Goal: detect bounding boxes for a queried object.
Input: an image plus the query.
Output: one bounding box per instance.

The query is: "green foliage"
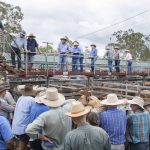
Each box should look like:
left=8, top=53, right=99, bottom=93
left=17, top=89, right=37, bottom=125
left=0, top=1, right=23, bottom=33
left=112, top=29, right=150, bottom=60
left=39, top=45, right=53, bottom=53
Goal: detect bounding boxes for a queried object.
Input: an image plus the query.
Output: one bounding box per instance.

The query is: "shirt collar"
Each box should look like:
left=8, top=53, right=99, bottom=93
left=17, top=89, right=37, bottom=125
left=77, top=122, right=90, bottom=129
left=107, top=107, right=118, bottom=111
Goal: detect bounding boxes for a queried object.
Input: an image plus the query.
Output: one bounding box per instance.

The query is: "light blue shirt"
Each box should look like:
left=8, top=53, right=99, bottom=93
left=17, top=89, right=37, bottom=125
left=104, top=50, right=114, bottom=60
left=0, top=116, right=14, bottom=150
left=70, top=47, right=82, bottom=54
left=57, top=43, right=69, bottom=53
left=90, top=48, right=97, bottom=57
left=11, top=34, right=27, bottom=49
left=12, top=96, right=35, bottom=135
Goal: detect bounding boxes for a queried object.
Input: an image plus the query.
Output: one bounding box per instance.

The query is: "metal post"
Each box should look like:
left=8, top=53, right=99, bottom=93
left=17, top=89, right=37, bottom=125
left=25, top=51, right=28, bottom=75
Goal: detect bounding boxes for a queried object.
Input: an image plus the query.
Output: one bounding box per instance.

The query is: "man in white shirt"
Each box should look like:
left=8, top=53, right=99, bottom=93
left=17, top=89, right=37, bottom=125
left=10, top=31, right=27, bottom=70
left=125, top=50, right=132, bottom=75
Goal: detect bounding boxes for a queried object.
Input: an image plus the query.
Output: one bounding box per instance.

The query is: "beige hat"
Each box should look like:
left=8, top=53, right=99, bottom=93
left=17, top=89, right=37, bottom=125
left=88, top=96, right=101, bottom=107
left=35, top=87, right=65, bottom=107
left=128, top=96, right=145, bottom=109
left=114, top=46, right=119, bottom=49
left=65, top=101, right=91, bottom=117
left=60, top=36, right=68, bottom=41
left=125, top=49, right=130, bottom=52
left=27, top=33, right=36, bottom=37
left=101, top=94, right=124, bottom=105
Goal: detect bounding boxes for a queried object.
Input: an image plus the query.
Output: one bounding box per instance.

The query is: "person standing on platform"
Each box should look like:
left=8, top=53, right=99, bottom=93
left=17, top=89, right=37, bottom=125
left=26, top=33, right=39, bottom=71
left=10, top=31, right=27, bottom=70
left=127, top=96, right=150, bottom=150
left=125, top=50, right=132, bottom=75
left=114, top=46, right=120, bottom=73
left=57, top=36, right=69, bottom=72
left=70, top=42, right=82, bottom=72
left=104, top=46, right=114, bottom=75
left=90, top=44, right=98, bottom=72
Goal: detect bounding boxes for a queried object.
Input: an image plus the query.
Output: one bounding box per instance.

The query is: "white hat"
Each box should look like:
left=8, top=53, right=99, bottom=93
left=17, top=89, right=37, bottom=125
left=101, top=94, right=124, bottom=105
left=27, top=33, right=36, bottom=37
left=35, top=87, right=65, bottom=107
left=128, top=96, right=144, bottom=109
left=65, top=101, right=91, bottom=117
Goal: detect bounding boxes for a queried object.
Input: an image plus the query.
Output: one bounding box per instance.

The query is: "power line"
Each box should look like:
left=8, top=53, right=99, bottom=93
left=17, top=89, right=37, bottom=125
left=77, top=9, right=150, bottom=39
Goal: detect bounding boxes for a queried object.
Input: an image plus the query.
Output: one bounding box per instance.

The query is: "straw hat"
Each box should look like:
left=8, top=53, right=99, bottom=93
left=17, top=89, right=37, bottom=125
left=101, top=94, right=124, bottom=105
left=27, top=33, right=36, bottom=38
left=65, top=101, right=91, bottom=117
left=114, top=46, right=119, bottom=50
left=0, top=85, right=9, bottom=93
left=128, top=96, right=145, bottom=109
left=90, top=44, right=96, bottom=47
left=35, top=87, right=65, bottom=107
left=60, top=36, right=68, bottom=41
left=125, top=50, right=130, bottom=52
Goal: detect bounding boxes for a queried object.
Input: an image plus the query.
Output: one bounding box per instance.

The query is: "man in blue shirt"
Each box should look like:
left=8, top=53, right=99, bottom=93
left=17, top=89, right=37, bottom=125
left=104, top=46, right=114, bottom=75
left=70, top=42, right=82, bottom=72
left=26, top=33, right=39, bottom=71
left=57, top=36, right=69, bottom=71
left=99, top=94, right=127, bottom=150
left=0, top=115, right=14, bottom=150
left=127, top=96, right=150, bottom=150
left=90, top=44, right=97, bottom=72
left=12, top=84, right=35, bottom=150
left=29, top=98, right=50, bottom=150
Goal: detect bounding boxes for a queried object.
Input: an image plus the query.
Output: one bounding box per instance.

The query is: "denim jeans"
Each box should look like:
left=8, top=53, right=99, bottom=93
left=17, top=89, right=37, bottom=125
left=108, top=60, right=113, bottom=72
left=79, top=56, right=83, bottom=72
left=72, top=57, right=79, bottom=71
left=11, top=46, right=21, bottom=69
left=115, top=60, right=120, bottom=72
left=127, top=60, right=132, bottom=75
left=91, top=57, right=97, bottom=72
left=57, top=53, right=66, bottom=71
left=129, top=142, right=149, bottom=150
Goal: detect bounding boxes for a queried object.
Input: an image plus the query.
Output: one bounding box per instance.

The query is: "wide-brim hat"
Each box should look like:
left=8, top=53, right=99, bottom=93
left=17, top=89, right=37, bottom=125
left=101, top=94, right=124, bottom=105
left=65, top=101, right=91, bottom=117
left=0, top=85, right=10, bottom=93
left=90, top=44, right=96, bottom=47
left=125, top=49, right=130, bottom=52
left=17, top=85, right=38, bottom=96
left=27, top=33, right=36, bottom=37
left=35, top=87, right=65, bottom=107
left=88, top=96, right=101, bottom=107
left=60, top=36, right=68, bottom=41
left=128, top=96, right=145, bottom=109
left=114, top=46, right=119, bottom=50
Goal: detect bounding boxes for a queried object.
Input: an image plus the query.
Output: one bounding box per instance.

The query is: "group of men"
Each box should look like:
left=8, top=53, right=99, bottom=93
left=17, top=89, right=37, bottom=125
left=104, top=46, right=133, bottom=75
left=0, top=81, right=150, bottom=150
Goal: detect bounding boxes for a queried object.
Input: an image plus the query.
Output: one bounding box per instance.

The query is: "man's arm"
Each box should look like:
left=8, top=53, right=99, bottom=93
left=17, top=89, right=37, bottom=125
left=25, top=114, right=45, bottom=140
left=0, top=100, right=15, bottom=113
left=0, top=117, right=14, bottom=150
left=62, top=133, right=72, bottom=150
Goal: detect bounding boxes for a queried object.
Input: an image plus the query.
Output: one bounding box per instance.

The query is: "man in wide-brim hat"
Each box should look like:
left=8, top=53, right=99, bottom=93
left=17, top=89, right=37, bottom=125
left=27, top=33, right=36, bottom=38
left=127, top=96, right=150, bottom=150
left=114, top=46, right=120, bottom=73
left=99, top=94, right=127, bottom=150
left=63, top=101, right=111, bottom=150
left=26, top=87, right=73, bottom=149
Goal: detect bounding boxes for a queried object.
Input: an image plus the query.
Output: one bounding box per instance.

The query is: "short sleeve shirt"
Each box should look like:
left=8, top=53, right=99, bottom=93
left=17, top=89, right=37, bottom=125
left=0, top=116, right=13, bottom=149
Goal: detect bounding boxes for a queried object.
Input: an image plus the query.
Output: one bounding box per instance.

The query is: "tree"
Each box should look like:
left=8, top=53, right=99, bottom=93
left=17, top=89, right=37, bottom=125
left=112, top=29, right=150, bottom=60
left=0, top=1, right=23, bottom=33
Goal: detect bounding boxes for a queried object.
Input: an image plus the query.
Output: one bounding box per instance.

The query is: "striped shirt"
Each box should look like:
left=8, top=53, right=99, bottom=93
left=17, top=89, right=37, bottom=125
left=127, top=109, right=150, bottom=144
left=99, top=108, right=127, bottom=144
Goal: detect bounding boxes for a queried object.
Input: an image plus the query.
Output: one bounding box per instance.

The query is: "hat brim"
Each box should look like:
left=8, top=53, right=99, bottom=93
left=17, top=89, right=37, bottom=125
left=65, top=106, right=91, bottom=117
left=128, top=100, right=144, bottom=109
left=60, top=38, right=67, bottom=40
left=101, top=99, right=124, bottom=105
left=91, top=45, right=96, bottom=47
left=35, top=93, right=65, bottom=107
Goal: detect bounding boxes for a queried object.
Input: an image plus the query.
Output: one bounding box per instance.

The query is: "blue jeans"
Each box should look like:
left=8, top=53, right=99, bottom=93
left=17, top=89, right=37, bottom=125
left=115, top=60, right=120, bottom=72
left=72, top=57, right=79, bottom=71
left=57, top=54, right=66, bottom=71
left=127, top=60, right=132, bottom=74
left=129, top=142, right=149, bottom=150
left=79, top=57, right=83, bottom=72
left=91, top=57, right=97, bottom=72
left=108, top=60, right=113, bottom=72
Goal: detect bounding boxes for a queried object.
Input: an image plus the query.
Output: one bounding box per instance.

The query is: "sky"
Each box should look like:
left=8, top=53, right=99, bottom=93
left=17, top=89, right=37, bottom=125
left=2, top=0, right=150, bottom=55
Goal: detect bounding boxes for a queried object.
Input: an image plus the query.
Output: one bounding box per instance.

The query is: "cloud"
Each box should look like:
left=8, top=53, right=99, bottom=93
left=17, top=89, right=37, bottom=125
left=2, top=0, right=150, bottom=55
